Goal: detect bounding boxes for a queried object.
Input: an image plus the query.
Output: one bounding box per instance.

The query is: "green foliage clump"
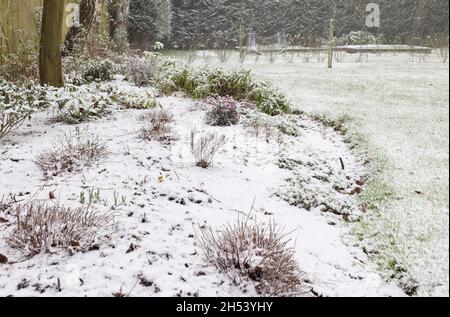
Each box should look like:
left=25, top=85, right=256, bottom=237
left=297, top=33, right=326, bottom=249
left=241, top=109, right=300, bottom=137
left=247, top=82, right=291, bottom=116
left=49, top=84, right=115, bottom=124
left=67, top=57, right=116, bottom=85
left=0, top=79, right=49, bottom=139
left=81, top=58, right=115, bottom=83
left=159, top=66, right=291, bottom=116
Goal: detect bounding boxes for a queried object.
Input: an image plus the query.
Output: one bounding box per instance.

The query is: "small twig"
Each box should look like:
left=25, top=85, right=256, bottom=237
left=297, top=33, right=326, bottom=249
left=168, top=157, right=181, bottom=181
left=126, top=278, right=140, bottom=297
left=339, top=157, right=345, bottom=170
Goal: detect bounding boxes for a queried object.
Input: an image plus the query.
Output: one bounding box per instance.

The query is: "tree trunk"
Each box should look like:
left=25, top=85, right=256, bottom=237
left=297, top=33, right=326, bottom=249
left=239, top=23, right=245, bottom=63
left=39, top=0, right=65, bottom=87
left=64, top=0, right=102, bottom=55
left=111, top=0, right=130, bottom=52
left=327, top=0, right=336, bottom=69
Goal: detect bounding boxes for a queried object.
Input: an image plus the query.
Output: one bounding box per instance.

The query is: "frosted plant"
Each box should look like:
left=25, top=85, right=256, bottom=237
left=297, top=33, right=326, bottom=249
left=0, top=79, right=49, bottom=139
left=190, top=130, right=226, bottom=168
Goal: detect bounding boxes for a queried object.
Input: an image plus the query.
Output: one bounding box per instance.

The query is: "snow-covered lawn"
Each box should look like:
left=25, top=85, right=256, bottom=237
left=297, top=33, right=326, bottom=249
left=199, top=51, right=447, bottom=297
left=0, top=78, right=404, bottom=297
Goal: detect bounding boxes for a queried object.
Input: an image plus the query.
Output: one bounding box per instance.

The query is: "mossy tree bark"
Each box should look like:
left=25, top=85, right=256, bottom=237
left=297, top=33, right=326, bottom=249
left=110, top=0, right=130, bottom=52
left=64, top=0, right=102, bottom=55
left=39, top=0, right=65, bottom=87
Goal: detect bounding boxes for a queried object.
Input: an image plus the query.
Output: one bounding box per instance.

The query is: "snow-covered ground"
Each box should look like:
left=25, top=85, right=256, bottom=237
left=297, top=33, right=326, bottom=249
left=189, top=51, right=448, bottom=296
left=0, top=79, right=403, bottom=297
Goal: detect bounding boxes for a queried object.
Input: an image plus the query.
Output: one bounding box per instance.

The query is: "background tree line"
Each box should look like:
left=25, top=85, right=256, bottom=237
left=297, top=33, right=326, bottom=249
left=65, top=0, right=449, bottom=52
left=168, top=0, right=449, bottom=48
left=2, top=0, right=448, bottom=87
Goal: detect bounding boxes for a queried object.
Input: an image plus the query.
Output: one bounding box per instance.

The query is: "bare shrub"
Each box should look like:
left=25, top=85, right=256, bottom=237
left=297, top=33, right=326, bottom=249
left=190, top=130, right=226, bottom=168
left=283, top=52, right=296, bottom=63
left=267, top=50, right=278, bottom=64
left=0, top=54, right=39, bottom=83
left=139, top=122, right=174, bottom=145
left=139, top=108, right=176, bottom=145
left=437, top=46, right=449, bottom=63
left=334, top=50, right=346, bottom=63
left=355, top=51, right=369, bottom=63
left=5, top=200, right=115, bottom=256
left=124, top=56, right=155, bottom=86
left=139, top=108, right=174, bottom=124
left=202, top=50, right=213, bottom=63
left=36, top=132, right=109, bottom=176
left=316, top=51, right=326, bottom=63
left=216, top=49, right=232, bottom=63
left=196, top=217, right=306, bottom=296
left=434, top=34, right=449, bottom=63
left=301, top=51, right=312, bottom=63
left=186, top=50, right=197, bottom=64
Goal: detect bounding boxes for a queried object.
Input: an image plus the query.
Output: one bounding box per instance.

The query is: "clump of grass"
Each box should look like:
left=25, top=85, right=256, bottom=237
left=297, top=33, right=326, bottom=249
left=138, top=108, right=176, bottom=145
left=5, top=200, right=114, bottom=257
left=190, top=130, right=226, bottom=168
left=309, top=113, right=352, bottom=133
left=196, top=217, right=306, bottom=296
left=35, top=131, right=109, bottom=176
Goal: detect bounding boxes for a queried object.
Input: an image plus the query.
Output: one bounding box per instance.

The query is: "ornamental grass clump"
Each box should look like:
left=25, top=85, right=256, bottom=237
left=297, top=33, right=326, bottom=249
left=197, top=217, right=306, bottom=296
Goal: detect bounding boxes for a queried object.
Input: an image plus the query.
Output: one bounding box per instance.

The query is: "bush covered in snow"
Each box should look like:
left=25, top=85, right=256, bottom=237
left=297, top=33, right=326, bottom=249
left=49, top=83, right=160, bottom=123
left=197, top=218, right=306, bottom=296
left=111, top=90, right=158, bottom=109
left=49, top=84, right=116, bottom=124
left=241, top=109, right=301, bottom=138
left=0, top=79, right=49, bottom=139
left=205, top=96, right=240, bottom=126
